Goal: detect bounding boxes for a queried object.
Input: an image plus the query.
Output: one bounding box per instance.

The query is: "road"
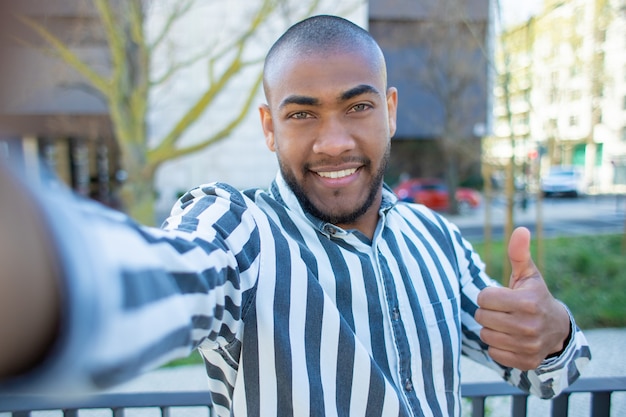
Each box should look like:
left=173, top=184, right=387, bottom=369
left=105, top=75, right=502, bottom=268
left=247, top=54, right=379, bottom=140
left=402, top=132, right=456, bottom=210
left=445, top=194, right=626, bottom=241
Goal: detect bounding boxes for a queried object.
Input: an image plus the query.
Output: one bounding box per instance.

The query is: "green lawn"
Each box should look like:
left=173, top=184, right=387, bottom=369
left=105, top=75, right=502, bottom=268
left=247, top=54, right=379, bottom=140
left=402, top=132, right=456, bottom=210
left=164, top=233, right=626, bottom=368
left=164, top=350, right=204, bottom=368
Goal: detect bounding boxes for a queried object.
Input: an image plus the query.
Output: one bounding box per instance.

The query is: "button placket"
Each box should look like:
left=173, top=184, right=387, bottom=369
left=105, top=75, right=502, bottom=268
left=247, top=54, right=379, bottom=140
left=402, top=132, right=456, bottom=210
left=404, top=378, right=413, bottom=392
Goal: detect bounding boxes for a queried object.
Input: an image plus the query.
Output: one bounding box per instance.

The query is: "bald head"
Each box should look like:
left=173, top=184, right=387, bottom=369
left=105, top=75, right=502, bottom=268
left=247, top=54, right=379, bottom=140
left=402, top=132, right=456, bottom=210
left=263, top=15, right=387, bottom=101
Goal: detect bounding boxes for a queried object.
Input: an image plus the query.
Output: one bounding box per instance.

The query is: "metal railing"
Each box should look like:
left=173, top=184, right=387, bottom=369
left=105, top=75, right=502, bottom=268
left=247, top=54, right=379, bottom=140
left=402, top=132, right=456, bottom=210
left=1, top=377, right=625, bottom=417
left=462, top=377, right=626, bottom=417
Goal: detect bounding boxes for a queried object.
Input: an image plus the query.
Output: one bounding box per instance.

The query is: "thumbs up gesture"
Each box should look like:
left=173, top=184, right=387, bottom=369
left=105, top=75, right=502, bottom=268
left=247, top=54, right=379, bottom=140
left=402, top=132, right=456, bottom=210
left=475, top=227, right=571, bottom=370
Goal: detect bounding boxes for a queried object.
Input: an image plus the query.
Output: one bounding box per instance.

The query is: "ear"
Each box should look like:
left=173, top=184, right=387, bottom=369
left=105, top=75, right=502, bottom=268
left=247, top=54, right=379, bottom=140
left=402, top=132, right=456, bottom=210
left=259, top=104, right=276, bottom=152
left=386, top=87, right=398, bottom=137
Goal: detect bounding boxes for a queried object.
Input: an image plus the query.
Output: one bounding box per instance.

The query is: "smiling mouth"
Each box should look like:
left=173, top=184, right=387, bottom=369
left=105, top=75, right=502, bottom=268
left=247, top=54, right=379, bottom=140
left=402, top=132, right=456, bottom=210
left=315, top=168, right=358, bottom=179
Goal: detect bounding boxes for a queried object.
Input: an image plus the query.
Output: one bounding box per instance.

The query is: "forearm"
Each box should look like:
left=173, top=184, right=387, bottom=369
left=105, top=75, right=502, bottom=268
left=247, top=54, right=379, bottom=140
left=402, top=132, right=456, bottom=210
left=0, top=165, right=61, bottom=378
left=0, top=177, right=257, bottom=394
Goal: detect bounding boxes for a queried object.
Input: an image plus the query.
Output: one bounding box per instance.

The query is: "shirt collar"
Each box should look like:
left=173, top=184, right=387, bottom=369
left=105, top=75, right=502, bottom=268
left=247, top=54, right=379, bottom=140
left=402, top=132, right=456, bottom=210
left=269, top=172, right=398, bottom=238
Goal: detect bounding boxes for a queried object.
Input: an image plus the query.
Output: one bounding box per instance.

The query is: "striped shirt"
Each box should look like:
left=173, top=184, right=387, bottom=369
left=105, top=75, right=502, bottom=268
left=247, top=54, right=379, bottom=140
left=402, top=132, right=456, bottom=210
left=8, top=173, right=590, bottom=417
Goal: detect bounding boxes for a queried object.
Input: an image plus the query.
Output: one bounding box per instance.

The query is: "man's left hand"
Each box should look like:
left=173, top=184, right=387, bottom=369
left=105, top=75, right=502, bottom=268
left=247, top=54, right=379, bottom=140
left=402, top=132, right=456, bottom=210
left=475, top=227, right=571, bottom=371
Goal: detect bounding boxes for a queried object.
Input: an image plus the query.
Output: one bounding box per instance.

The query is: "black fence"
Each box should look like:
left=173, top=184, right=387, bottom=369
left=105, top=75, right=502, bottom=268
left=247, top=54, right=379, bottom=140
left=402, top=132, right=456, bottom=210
left=1, top=377, right=625, bottom=417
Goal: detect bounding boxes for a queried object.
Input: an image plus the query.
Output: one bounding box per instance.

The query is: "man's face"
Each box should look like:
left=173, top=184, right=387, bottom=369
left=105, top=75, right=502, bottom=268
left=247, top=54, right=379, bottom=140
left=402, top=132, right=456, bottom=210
left=260, top=49, right=397, bottom=231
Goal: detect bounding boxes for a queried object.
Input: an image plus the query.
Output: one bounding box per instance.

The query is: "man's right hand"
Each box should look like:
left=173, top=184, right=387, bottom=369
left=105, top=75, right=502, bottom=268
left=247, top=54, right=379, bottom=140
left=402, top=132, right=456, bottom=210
left=0, top=164, right=61, bottom=379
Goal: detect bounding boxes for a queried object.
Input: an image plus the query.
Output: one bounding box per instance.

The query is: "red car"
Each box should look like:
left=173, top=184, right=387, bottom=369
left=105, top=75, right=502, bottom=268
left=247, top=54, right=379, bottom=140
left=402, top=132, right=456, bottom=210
left=393, top=178, right=481, bottom=213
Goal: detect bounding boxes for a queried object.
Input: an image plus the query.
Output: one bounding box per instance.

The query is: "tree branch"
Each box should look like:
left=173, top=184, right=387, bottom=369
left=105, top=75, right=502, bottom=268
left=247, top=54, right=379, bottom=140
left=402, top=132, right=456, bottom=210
left=148, top=70, right=263, bottom=165
left=93, top=0, right=125, bottom=71
left=149, top=0, right=196, bottom=53
left=15, top=15, right=110, bottom=94
left=151, top=45, right=216, bottom=87
left=128, top=0, right=150, bottom=135
left=150, top=0, right=276, bottom=156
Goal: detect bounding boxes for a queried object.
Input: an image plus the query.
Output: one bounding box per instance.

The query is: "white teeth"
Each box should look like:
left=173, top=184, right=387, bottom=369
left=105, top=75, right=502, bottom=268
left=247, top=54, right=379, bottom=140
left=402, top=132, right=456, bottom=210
left=317, top=168, right=357, bottom=179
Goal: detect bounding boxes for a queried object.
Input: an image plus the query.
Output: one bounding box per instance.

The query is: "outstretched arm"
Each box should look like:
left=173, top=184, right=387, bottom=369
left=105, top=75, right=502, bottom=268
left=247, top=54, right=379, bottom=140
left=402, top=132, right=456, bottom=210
left=0, top=165, right=61, bottom=378
left=0, top=168, right=263, bottom=395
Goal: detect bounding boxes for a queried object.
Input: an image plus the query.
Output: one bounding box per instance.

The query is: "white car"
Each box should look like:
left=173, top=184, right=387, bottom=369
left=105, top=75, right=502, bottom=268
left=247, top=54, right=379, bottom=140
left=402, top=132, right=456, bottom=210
left=540, top=166, right=586, bottom=197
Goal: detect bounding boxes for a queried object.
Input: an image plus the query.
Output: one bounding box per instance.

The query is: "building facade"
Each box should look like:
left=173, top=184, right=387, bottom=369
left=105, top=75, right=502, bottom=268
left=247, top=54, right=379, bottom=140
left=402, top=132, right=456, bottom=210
left=368, top=0, right=493, bottom=187
left=492, top=0, right=626, bottom=192
left=3, top=0, right=495, bottom=217
left=0, top=0, right=120, bottom=206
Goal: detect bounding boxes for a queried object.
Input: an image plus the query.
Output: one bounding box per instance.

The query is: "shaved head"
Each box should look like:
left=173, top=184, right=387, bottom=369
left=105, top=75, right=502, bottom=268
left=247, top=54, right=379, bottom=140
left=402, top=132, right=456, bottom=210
left=262, top=15, right=387, bottom=101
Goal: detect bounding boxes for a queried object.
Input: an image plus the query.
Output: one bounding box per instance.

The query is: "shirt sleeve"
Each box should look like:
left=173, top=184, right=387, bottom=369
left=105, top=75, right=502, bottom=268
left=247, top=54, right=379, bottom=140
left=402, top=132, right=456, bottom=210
left=1, top=179, right=262, bottom=396
left=451, top=223, right=591, bottom=399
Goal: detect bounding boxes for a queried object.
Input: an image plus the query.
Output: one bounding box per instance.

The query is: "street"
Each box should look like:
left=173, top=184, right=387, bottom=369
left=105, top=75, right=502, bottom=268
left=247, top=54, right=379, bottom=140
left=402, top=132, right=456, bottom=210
left=445, top=194, right=626, bottom=242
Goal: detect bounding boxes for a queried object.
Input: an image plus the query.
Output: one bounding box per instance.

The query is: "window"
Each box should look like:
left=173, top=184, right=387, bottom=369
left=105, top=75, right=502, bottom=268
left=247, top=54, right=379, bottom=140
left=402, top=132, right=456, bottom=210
left=550, top=89, right=558, bottom=104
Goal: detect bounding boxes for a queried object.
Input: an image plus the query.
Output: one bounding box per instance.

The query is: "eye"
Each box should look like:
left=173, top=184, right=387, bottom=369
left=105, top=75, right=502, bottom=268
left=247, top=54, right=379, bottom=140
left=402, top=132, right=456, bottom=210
left=289, top=111, right=313, bottom=120
left=348, top=103, right=372, bottom=113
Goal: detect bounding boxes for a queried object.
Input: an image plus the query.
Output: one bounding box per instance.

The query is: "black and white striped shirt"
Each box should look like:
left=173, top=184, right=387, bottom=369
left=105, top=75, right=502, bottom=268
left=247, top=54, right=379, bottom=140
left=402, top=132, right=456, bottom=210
left=10, top=173, right=590, bottom=417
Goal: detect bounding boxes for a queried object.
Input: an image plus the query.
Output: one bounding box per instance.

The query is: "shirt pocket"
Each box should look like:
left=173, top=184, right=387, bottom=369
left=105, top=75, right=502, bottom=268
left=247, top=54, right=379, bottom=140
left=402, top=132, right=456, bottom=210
left=417, top=296, right=461, bottom=395
left=420, top=295, right=459, bottom=328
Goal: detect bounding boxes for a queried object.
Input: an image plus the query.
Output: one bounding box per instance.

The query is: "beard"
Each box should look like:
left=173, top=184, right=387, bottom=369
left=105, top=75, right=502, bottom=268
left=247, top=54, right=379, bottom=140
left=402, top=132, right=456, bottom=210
left=279, top=144, right=390, bottom=226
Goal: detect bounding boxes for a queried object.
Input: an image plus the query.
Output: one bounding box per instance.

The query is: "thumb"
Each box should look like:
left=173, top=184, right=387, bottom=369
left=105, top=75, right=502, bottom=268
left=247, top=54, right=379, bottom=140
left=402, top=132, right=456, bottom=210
left=507, top=227, right=535, bottom=289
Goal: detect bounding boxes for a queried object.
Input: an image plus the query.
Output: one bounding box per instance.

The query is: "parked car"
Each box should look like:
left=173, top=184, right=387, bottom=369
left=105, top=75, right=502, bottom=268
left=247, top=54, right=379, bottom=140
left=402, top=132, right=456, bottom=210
left=540, top=166, right=586, bottom=197
left=392, top=178, right=481, bottom=213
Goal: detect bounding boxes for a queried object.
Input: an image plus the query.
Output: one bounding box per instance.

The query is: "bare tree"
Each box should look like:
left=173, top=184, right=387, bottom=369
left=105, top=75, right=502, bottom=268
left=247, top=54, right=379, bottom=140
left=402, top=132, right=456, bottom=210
left=406, top=2, right=489, bottom=215
left=15, top=0, right=352, bottom=224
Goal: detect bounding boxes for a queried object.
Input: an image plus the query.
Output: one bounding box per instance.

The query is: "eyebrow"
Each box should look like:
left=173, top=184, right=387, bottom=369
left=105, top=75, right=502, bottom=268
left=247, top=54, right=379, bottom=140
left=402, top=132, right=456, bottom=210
left=278, top=84, right=381, bottom=110
left=279, top=95, right=320, bottom=109
left=339, top=84, right=381, bottom=101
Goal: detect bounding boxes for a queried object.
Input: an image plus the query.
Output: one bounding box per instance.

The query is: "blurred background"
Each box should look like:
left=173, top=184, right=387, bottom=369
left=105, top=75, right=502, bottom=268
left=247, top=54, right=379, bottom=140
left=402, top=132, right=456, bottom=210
left=2, top=0, right=624, bottom=224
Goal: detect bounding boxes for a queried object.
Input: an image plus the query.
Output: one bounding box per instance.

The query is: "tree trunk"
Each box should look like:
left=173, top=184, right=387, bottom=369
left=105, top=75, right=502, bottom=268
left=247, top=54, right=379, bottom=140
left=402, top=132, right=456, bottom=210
left=445, top=150, right=460, bottom=215
left=622, top=204, right=626, bottom=254
left=119, top=178, right=157, bottom=225
left=503, top=157, right=515, bottom=285
left=481, top=162, right=493, bottom=276
left=118, top=142, right=157, bottom=225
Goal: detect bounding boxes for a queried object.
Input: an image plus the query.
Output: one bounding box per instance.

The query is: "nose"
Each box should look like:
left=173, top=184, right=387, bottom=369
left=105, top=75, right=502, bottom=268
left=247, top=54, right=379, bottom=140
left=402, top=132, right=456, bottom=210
left=312, top=117, right=355, bottom=156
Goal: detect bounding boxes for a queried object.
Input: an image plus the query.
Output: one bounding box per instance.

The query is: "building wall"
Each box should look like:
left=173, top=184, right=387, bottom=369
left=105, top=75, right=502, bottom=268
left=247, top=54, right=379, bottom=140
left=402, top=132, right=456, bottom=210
left=493, top=0, right=626, bottom=192
left=1, top=0, right=110, bottom=120
left=1, top=0, right=367, bottom=216
left=0, top=0, right=119, bottom=205
left=368, top=0, right=491, bottom=187
left=369, top=0, right=489, bottom=21
left=150, top=1, right=368, bottom=216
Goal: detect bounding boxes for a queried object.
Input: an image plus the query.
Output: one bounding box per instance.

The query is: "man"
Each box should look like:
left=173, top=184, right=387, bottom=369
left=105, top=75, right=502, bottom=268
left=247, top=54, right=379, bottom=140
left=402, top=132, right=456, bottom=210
left=0, top=15, right=589, bottom=417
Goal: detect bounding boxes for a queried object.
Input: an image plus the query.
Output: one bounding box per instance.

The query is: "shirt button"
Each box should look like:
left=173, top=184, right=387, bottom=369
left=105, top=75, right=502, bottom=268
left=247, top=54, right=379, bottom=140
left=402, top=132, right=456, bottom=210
left=392, top=308, right=400, bottom=321
left=404, top=378, right=413, bottom=392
